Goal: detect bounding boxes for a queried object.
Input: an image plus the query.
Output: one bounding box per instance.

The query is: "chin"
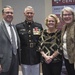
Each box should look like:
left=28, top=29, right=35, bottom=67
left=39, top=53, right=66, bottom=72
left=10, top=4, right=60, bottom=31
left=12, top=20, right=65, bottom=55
left=65, top=20, right=73, bottom=24
left=49, top=26, right=54, bottom=28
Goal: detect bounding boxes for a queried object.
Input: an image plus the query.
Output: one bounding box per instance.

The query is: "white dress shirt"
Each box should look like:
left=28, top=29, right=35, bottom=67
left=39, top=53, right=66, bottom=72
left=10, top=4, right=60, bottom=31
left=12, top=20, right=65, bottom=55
left=3, top=19, right=18, bottom=49
left=63, top=31, right=68, bottom=59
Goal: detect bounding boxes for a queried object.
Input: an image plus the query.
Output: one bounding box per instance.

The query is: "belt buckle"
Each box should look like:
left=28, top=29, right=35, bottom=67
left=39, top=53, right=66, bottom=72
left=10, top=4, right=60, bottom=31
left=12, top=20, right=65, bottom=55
left=30, top=43, right=33, bottom=48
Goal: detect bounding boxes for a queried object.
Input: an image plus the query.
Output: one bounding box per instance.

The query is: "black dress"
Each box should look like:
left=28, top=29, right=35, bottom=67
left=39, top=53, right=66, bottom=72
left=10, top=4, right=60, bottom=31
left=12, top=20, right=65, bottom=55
left=39, top=29, right=63, bottom=75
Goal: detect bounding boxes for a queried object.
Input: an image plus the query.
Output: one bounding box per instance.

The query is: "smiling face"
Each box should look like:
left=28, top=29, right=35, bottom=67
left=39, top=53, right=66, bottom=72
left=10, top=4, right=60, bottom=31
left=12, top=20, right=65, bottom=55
left=62, top=10, right=74, bottom=24
left=46, top=16, right=56, bottom=29
left=24, top=6, right=34, bottom=22
left=2, top=7, right=13, bottom=23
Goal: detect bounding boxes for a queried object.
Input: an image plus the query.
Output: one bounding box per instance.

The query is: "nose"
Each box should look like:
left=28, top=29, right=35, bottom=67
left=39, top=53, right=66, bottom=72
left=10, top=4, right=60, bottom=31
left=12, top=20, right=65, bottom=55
left=28, top=13, right=32, bottom=16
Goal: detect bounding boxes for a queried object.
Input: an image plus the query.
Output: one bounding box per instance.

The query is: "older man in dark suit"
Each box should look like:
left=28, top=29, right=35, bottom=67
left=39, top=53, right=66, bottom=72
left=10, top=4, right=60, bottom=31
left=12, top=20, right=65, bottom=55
left=0, top=5, right=21, bottom=75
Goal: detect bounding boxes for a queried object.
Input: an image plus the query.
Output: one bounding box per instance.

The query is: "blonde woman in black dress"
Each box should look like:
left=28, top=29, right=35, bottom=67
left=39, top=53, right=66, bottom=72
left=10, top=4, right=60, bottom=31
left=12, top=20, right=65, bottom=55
left=39, top=14, right=63, bottom=75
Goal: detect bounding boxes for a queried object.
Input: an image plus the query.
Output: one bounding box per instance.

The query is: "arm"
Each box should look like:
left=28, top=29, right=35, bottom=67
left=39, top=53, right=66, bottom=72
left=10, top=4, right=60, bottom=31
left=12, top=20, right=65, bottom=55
left=40, top=51, right=52, bottom=64
left=50, top=30, right=63, bottom=61
left=50, top=50, right=59, bottom=59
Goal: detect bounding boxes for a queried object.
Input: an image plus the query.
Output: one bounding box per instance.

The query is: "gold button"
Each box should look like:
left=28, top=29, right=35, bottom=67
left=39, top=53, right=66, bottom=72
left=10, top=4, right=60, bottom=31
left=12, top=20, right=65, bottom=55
left=28, top=30, right=31, bottom=33
left=29, top=40, right=31, bottom=42
left=29, top=25, right=31, bottom=27
left=29, top=35, right=31, bottom=37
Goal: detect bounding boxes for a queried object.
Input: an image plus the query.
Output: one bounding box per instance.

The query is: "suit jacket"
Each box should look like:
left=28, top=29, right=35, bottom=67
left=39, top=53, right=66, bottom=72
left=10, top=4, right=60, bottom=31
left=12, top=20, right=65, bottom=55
left=0, top=21, right=21, bottom=72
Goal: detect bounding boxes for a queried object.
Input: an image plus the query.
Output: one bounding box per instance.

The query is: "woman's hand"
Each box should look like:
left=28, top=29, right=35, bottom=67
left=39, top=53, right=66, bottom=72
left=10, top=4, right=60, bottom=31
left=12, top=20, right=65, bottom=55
left=45, top=56, right=53, bottom=64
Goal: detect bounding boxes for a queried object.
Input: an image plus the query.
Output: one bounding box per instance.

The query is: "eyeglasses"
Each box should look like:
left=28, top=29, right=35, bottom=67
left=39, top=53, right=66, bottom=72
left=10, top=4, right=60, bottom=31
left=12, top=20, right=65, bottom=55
left=4, top=12, right=13, bottom=14
left=63, top=14, right=73, bottom=16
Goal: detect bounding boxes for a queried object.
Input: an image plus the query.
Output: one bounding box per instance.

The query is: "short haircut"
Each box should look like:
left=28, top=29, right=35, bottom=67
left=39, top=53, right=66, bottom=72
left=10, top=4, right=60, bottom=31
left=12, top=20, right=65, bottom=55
left=60, top=6, right=75, bottom=21
left=2, top=5, right=13, bottom=13
left=45, top=14, right=60, bottom=28
left=24, top=6, right=34, bottom=13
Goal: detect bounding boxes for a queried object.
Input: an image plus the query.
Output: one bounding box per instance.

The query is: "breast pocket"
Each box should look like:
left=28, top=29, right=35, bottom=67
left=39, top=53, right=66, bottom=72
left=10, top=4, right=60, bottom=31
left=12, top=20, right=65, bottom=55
left=19, top=29, right=26, bottom=34
left=18, top=29, right=28, bottom=40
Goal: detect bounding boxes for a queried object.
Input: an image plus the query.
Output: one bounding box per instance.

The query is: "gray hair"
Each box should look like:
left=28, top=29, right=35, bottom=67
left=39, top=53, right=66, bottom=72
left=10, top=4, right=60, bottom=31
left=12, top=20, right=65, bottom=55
left=2, top=5, right=13, bottom=13
left=60, top=6, right=75, bottom=21
left=24, top=6, right=34, bottom=13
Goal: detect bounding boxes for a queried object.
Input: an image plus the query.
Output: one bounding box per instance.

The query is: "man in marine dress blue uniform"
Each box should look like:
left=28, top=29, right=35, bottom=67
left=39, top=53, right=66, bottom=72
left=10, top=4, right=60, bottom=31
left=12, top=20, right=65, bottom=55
left=16, top=6, right=43, bottom=75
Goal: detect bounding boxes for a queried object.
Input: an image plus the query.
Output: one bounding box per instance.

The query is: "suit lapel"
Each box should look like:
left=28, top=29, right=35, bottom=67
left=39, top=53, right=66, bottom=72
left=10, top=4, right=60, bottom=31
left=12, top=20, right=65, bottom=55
left=1, top=21, right=11, bottom=42
left=1, top=21, right=20, bottom=48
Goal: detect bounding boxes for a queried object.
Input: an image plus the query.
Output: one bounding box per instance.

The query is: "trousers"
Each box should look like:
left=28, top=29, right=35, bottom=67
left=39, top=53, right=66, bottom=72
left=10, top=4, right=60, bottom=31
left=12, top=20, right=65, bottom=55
left=64, top=58, right=75, bottom=75
left=0, top=53, right=19, bottom=75
left=21, top=63, right=40, bottom=75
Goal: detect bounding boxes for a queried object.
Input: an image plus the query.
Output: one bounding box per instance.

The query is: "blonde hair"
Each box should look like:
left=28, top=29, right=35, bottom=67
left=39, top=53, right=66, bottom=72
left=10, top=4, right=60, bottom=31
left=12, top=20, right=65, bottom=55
left=45, top=14, right=60, bottom=27
left=60, top=6, right=75, bottom=21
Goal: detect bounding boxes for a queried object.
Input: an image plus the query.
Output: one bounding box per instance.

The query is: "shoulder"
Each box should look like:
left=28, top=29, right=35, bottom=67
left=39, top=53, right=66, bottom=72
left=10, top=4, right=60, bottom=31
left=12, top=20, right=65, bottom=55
left=57, top=29, right=61, bottom=33
left=56, top=30, right=61, bottom=37
left=0, top=21, right=3, bottom=27
left=16, top=22, right=24, bottom=26
left=16, top=22, right=25, bottom=29
left=34, top=22, right=42, bottom=26
left=34, top=22, right=43, bottom=29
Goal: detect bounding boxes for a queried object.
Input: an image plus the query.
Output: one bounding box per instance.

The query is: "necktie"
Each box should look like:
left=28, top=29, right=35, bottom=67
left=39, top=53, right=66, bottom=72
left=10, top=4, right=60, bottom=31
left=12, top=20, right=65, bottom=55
left=9, top=25, right=17, bottom=55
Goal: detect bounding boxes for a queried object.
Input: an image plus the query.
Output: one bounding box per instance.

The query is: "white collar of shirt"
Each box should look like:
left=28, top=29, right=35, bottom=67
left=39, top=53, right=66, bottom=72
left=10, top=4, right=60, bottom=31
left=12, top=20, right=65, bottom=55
left=3, top=19, right=12, bottom=26
left=3, top=19, right=12, bottom=38
left=3, top=19, right=18, bottom=49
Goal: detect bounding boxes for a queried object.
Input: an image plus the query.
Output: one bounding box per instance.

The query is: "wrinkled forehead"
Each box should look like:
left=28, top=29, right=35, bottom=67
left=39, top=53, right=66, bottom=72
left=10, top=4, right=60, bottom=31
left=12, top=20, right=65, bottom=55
left=63, top=10, right=72, bottom=13
left=4, top=7, right=13, bottom=12
left=24, top=7, right=34, bottom=13
left=26, top=9, right=34, bottom=13
left=62, top=8, right=74, bottom=15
